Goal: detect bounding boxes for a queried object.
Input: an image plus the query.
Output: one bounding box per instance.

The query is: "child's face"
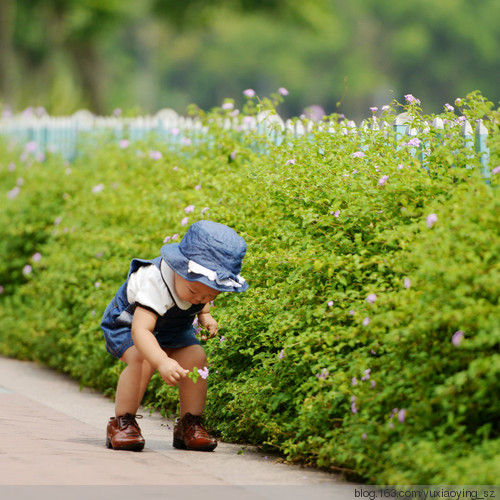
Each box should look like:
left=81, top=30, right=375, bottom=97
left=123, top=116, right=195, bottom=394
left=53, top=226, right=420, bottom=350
left=174, top=273, right=220, bottom=304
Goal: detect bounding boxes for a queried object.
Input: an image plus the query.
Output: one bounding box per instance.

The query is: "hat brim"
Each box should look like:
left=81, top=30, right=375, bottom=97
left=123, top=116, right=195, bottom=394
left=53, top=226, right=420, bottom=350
left=161, top=243, right=249, bottom=293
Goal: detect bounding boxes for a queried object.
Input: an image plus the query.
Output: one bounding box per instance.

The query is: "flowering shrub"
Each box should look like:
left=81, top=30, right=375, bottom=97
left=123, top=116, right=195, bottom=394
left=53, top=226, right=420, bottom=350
left=0, top=91, right=499, bottom=484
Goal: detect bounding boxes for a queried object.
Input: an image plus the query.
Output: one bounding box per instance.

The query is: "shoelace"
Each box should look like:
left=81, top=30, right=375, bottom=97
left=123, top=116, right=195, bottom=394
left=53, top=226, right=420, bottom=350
left=119, top=413, right=143, bottom=430
left=182, top=414, right=210, bottom=437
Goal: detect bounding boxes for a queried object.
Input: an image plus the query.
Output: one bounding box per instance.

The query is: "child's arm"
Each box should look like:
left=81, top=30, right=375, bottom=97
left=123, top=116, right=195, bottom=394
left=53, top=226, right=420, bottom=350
left=131, top=306, right=189, bottom=386
left=197, top=303, right=219, bottom=341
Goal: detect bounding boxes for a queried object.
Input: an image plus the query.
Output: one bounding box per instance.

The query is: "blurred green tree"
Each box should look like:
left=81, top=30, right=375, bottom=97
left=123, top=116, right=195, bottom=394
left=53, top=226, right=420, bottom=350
left=0, top=0, right=499, bottom=118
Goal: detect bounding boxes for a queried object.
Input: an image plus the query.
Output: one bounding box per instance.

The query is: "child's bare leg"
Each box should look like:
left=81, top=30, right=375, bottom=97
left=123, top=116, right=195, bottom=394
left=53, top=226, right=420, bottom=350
left=115, top=346, right=155, bottom=416
left=165, top=344, right=208, bottom=417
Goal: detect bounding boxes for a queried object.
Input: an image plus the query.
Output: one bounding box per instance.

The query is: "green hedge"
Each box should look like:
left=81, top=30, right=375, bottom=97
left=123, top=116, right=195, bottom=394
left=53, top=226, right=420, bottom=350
left=1, top=92, right=499, bottom=484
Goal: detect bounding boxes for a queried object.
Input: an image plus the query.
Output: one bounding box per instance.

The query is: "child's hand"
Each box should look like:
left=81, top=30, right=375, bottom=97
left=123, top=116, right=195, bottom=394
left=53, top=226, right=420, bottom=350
left=158, top=358, right=189, bottom=387
left=198, top=312, right=218, bottom=341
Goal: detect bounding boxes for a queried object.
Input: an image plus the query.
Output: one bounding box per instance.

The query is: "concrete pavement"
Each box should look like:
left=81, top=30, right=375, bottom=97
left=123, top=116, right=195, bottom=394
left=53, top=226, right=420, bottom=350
left=0, top=356, right=357, bottom=499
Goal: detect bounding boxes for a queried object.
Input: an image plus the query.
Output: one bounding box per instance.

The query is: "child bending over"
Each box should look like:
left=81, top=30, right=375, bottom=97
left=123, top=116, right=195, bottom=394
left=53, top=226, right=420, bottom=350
left=101, top=220, right=248, bottom=452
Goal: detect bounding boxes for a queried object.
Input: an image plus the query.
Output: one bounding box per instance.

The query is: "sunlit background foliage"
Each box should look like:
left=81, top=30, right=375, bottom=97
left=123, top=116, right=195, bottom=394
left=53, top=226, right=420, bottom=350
left=1, top=0, right=500, bottom=119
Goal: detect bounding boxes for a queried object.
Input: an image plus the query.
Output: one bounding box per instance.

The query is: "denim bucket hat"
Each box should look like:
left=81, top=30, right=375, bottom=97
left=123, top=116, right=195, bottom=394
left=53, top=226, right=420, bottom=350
left=161, top=220, right=248, bottom=293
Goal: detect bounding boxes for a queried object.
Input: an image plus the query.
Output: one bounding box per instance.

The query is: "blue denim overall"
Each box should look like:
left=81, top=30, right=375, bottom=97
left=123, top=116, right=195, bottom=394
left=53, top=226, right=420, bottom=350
left=101, top=257, right=205, bottom=358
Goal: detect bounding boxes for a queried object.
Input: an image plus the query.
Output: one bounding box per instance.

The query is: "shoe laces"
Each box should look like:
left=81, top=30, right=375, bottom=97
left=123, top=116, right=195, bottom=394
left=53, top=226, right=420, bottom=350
left=180, top=413, right=210, bottom=436
left=119, top=413, right=142, bottom=429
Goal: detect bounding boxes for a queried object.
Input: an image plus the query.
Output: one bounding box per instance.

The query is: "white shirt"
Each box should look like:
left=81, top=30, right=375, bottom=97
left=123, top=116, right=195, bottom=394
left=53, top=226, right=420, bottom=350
left=126, top=260, right=192, bottom=315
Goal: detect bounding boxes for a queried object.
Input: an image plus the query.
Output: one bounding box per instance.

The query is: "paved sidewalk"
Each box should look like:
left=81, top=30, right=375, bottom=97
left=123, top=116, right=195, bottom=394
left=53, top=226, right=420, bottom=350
left=0, top=356, right=355, bottom=499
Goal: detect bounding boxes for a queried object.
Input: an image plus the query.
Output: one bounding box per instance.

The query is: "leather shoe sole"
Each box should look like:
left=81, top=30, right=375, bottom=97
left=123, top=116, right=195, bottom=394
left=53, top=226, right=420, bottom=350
left=173, top=437, right=217, bottom=452
left=106, top=435, right=145, bottom=452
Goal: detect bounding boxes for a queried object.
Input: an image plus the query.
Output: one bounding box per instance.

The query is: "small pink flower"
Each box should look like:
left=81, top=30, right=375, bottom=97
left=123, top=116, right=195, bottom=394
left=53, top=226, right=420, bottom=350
left=371, top=380, right=376, bottom=388
left=370, top=107, right=378, bottom=112
left=404, top=94, right=421, bottom=104
left=366, top=294, right=377, bottom=304
left=163, top=236, right=171, bottom=243
left=363, top=317, right=370, bottom=326
left=32, top=252, right=42, bottom=262
left=362, top=433, right=367, bottom=440
left=149, top=150, right=162, bottom=160
left=278, top=87, right=289, bottom=96
left=378, top=175, right=389, bottom=187
left=201, top=207, right=210, bottom=215
left=316, top=368, right=329, bottom=380
left=25, top=141, right=38, bottom=153
left=94, top=282, right=100, bottom=288
left=491, top=165, right=500, bottom=175
left=382, top=105, right=390, bottom=111
left=7, top=186, right=20, bottom=199
left=351, top=402, right=358, bottom=414
left=328, top=301, right=334, bottom=307
left=426, top=213, right=438, bottom=228
left=285, top=158, right=296, bottom=166
left=349, top=310, right=355, bottom=315
left=279, top=349, right=285, bottom=359
left=91, top=184, right=105, bottom=193
left=195, top=185, right=202, bottom=190
left=222, top=102, right=234, bottom=110
left=353, top=152, right=365, bottom=158
left=184, top=205, right=195, bottom=214
left=444, top=103, right=454, bottom=112
left=172, top=234, right=179, bottom=240
left=181, top=217, right=189, bottom=226
left=197, top=366, right=209, bottom=379
left=398, top=409, right=406, bottom=422
left=407, top=138, right=421, bottom=147
left=352, top=377, right=358, bottom=386
left=452, top=330, right=464, bottom=346
left=22, top=265, right=32, bottom=275
left=243, top=89, right=256, bottom=97
left=119, top=139, right=130, bottom=149
left=404, top=278, right=411, bottom=289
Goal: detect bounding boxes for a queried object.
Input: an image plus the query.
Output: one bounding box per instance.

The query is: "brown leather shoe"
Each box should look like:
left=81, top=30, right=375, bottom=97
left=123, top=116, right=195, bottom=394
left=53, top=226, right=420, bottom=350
left=173, top=413, right=217, bottom=451
left=106, top=414, right=145, bottom=451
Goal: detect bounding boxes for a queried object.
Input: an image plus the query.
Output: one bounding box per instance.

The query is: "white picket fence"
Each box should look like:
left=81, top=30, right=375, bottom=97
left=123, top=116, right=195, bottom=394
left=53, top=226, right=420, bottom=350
left=0, top=108, right=491, bottom=178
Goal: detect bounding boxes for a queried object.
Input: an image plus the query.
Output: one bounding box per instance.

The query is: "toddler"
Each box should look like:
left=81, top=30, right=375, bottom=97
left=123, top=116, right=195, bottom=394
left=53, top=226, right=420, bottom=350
left=101, top=220, right=248, bottom=452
